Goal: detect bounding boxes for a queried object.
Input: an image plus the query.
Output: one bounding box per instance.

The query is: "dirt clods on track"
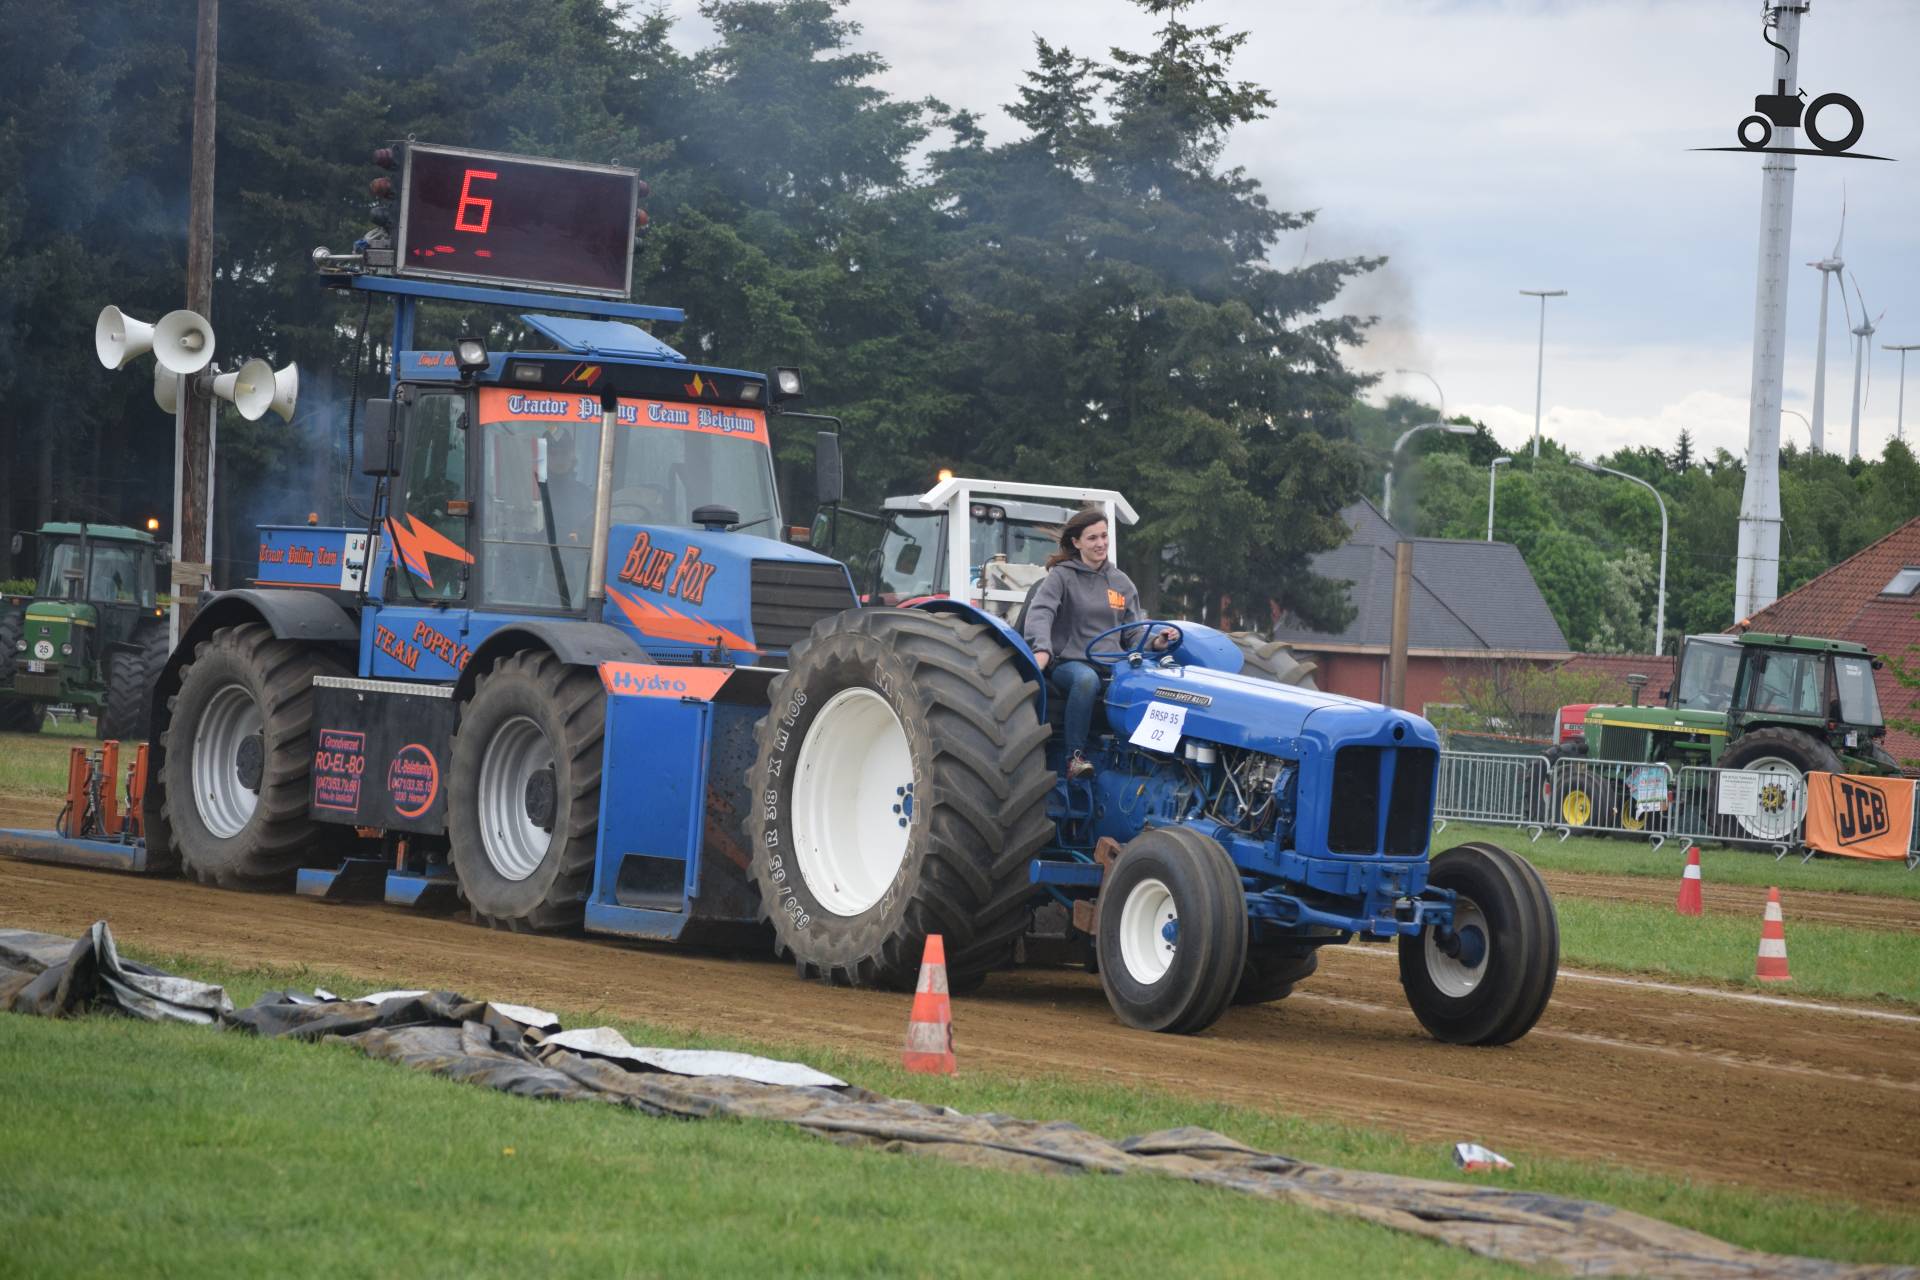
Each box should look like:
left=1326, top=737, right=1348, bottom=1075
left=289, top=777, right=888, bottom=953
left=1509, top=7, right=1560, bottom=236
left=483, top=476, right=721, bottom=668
left=4, top=856, right=1918, bottom=1211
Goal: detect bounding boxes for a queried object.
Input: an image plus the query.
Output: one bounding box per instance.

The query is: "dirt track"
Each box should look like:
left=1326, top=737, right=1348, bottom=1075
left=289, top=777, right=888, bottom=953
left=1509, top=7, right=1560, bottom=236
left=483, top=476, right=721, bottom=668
left=5, top=856, right=1918, bottom=1212
left=1536, top=869, right=1920, bottom=932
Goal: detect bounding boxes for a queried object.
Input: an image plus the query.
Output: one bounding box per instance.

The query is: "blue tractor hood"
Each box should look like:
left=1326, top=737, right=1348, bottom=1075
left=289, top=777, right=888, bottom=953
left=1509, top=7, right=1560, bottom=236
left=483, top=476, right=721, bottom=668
left=1103, top=657, right=1440, bottom=761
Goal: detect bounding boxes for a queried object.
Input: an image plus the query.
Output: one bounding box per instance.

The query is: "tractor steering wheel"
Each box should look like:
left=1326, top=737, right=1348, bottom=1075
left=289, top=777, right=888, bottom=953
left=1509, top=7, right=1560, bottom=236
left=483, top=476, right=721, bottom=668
left=1084, top=620, right=1184, bottom=669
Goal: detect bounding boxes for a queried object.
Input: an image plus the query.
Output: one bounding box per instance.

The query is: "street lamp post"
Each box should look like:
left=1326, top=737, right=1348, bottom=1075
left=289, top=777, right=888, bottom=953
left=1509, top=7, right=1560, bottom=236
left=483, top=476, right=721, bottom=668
left=1577, top=460, right=1668, bottom=655
left=1520, top=289, right=1567, bottom=460
left=1394, top=367, right=1446, bottom=426
left=1383, top=421, right=1476, bottom=523
left=1781, top=408, right=1812, bottom=448
left=1886, top=344, right=1919, bottom=443
left=1486, top=455, right=1512, bottom=541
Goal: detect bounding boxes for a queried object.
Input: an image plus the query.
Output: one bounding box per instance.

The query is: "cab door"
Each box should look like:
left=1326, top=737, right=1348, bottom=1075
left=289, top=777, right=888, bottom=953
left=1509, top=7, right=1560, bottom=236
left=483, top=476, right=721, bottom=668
left=364, top=387, right=478, bottom=682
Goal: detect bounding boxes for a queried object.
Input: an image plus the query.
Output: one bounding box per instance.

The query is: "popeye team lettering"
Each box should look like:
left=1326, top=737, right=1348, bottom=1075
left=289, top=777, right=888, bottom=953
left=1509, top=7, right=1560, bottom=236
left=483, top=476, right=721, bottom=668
left=374, top=619, right=473, bottom=672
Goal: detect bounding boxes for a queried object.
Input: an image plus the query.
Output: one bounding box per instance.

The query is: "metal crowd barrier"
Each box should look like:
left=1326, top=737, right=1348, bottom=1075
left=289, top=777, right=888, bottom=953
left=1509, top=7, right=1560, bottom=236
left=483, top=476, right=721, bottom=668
left=1432, top=750, right=1811, bottom=858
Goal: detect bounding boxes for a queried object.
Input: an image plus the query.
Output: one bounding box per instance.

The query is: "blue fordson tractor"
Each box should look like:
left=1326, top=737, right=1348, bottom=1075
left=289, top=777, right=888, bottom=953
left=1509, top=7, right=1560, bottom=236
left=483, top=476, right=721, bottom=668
left=120, top=144, right=1554, bottom=1042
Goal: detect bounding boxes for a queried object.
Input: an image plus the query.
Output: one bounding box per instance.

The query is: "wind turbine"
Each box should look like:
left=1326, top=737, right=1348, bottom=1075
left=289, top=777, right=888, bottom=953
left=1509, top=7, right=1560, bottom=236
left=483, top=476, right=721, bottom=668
left=1842, top=271, right=1884, bottom=461
left=1806, top=197, right=1845, bottom=454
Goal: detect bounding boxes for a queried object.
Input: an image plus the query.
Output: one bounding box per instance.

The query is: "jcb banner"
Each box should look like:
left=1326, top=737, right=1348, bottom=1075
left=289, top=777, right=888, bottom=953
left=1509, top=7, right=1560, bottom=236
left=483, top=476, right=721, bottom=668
left=1803, top=772, right=1916, bottom=861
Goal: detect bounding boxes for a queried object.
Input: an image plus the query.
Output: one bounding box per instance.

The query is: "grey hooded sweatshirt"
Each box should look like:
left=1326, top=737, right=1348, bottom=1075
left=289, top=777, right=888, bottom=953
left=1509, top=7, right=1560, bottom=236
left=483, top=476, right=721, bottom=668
left=1022, top=557, right=1145, bottom=663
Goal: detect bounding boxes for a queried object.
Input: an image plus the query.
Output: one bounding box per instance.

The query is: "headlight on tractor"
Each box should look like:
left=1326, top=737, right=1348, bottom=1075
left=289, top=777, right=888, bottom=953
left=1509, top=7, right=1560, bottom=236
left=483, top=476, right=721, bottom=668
left=60, top=643, right=73, bottom=656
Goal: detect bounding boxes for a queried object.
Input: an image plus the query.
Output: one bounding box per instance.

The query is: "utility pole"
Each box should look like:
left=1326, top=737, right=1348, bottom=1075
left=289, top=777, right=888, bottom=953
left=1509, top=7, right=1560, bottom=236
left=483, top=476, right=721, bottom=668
left=1733, top=2, right=1803, bottom=622
left=178, top=0, right=219, bottom=630
left=1520, top=290, right=1566, bottom=459
left=1888, top=344, right=1919, bottom=443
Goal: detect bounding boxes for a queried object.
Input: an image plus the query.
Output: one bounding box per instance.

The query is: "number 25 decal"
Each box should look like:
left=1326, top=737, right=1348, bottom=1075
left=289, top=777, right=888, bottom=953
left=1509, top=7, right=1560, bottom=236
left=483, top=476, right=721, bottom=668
left=456, top=168, right=497, bottom=234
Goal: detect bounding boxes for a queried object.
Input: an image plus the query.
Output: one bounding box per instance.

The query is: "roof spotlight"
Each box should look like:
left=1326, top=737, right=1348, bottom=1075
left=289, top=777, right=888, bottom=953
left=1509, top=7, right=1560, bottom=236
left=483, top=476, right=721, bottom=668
left=454, top=337, right=490, bottom=375
left=772, top=366, right=804, bottom=403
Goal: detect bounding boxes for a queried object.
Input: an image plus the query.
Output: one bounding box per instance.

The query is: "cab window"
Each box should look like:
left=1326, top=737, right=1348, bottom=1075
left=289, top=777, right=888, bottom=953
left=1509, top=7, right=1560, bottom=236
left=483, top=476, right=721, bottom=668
left=395, top=391, right=471, bottom=601
left=1738, top=650, right=1823, bottom=717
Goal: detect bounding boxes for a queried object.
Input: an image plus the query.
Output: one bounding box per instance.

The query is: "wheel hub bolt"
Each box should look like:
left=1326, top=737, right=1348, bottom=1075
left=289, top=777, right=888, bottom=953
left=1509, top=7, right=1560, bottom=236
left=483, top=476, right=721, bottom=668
left=234, top=733, right=265, bottom=792
left=524, top=766, right=557, bottom=831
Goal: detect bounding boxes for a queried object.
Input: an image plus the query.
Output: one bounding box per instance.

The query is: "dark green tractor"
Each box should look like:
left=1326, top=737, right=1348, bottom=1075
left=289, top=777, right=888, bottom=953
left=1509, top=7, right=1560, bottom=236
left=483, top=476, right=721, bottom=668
left=0, top=523, right=170, bottom=738
left=1548, top=632, right=1897, bottom=840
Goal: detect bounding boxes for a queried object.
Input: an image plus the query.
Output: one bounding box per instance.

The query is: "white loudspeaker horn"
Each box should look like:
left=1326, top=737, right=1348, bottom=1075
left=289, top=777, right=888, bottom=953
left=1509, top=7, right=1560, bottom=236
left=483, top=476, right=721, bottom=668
left=153, top=363, right=179, bottom=414
left=152, top=309, right=216, bottom=375
left=263, top=361, right=298, bottom=423
left=213, top=358, right=292, bottom=423
left=95, top=305, right=155, bottom=370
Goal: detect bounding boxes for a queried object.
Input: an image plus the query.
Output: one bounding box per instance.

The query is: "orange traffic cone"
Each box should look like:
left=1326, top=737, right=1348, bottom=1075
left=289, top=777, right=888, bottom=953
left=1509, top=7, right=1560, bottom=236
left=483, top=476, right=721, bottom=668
left=902, top=934, right=957, bottom=1075
left=1675, top=845, right=1703, bottom=916
left=1755, top=886, right=1791, bottom=983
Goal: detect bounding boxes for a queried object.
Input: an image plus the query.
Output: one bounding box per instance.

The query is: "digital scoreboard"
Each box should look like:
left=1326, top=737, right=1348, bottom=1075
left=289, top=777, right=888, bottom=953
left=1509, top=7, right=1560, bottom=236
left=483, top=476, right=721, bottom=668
left=395, top=144, right=638, bottom=298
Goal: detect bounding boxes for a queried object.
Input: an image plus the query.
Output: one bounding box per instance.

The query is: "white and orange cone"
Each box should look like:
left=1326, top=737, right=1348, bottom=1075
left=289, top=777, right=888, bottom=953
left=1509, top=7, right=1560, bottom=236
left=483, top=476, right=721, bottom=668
left=1755, top=886, right=1791, bottom=983
left=902, top=933, right=957, bottom=1075
left=1675, top=845, right=1703, bottom=917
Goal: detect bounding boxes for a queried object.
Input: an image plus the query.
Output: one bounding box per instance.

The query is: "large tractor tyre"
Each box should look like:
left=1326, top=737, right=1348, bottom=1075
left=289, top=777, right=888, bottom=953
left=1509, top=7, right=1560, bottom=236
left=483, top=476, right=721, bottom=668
left=101, top=627, right=165, bottom=740
left=0, top=611, right=37, bottom=733
left=748, top=607, right=1054, bottom=991
left=447, top=650, right=606, bottom=933
left=161, top=623, right=346, bottom=890
left=1399, top=842, right=1558, bottom=1046
left=1232, top=947, right=1319, bottom=1006
left=1718, top=727, right=1841, bottom=842
left=1226, top=633, right=1317, bottom=689
left=1096, top=825, right=1249, bottom=1034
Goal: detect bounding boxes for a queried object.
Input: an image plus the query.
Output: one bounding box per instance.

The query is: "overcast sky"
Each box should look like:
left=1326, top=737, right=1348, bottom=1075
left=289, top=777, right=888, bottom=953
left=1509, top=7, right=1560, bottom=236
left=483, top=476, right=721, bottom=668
left=652, top=0, right=1919, bottom=464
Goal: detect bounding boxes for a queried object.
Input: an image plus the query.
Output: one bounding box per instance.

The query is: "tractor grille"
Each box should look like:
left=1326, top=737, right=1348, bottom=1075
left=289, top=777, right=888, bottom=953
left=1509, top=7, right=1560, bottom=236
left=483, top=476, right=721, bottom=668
left=749, top=561, right=856, bottom=651
left=1327, top=745, right=1439, bottom=855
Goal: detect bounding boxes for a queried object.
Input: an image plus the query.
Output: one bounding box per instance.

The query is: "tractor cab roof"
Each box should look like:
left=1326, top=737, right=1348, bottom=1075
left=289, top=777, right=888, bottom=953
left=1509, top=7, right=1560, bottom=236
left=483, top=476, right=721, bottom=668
left=397, top=314, right=768, bottom=409
left=1734, top=631, right=1875, bottom=658
left=38, top=522, right=155, bottom=545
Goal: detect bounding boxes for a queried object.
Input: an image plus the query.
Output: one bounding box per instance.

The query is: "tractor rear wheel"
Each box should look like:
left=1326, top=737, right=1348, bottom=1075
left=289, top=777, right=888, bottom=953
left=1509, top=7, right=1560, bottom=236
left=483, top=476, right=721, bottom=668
left=448, top=650, right=606, bottom=932
left=747, top=607, right=1053, bottom=991
left=1096, top=825, right=1248, bottom=1033
left=1718, top=727, right=1840, bottom=842
left=0, top=611, right=38, bottom=733
left=1232, top=947, right=1319, bottom=1006
left=102, top=628, right=165, bottom=740
left=1399, top=842, right=1558, bottom=1045
left=161, top=623, right=345, bottom=889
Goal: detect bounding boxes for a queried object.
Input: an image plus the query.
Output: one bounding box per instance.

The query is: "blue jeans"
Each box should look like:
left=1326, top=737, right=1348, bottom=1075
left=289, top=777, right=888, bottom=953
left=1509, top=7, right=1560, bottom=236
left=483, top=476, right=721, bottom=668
left=1047, top=659, right=1101, bottom=760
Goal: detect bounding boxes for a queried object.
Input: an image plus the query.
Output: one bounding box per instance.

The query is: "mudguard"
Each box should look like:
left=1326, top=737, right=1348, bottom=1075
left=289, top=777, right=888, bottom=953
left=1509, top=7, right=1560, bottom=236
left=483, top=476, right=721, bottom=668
left=910, top=599, right=1047, bottom=714
left=452, top=619, right=652, bottom=702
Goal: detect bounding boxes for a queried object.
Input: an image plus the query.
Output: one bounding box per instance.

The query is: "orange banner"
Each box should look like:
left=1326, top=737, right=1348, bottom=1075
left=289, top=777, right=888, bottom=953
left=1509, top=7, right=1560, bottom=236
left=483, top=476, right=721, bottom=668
left=1803, top=772, right=1915, bottom=861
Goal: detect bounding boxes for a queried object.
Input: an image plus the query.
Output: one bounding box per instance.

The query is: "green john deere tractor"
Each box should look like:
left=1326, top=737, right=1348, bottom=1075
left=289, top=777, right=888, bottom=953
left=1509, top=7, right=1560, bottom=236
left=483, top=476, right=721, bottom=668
left=0, top=523, right=170, bottom=738
left=1547, top=632, right=1897, bottom=840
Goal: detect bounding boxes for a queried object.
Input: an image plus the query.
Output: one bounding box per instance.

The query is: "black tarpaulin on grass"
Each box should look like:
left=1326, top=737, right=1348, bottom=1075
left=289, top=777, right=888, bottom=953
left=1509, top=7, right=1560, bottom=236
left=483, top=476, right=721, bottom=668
left=3, top=922, right=1911, bottom=1280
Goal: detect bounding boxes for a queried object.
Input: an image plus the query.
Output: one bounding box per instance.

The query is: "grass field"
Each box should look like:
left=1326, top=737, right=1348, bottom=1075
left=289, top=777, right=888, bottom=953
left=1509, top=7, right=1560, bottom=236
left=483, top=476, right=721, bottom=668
left=3, top=949, right=1917, bottom=1277
left=0, top=723, right=121, bottom=800
left=1555, top=897, right=1920, bottom=1004
left=1439, top=819, right=1920, bottom=899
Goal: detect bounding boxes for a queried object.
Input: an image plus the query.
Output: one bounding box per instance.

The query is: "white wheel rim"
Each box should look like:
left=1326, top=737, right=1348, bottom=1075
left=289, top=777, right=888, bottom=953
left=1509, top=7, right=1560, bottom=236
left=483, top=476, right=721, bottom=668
left=1737, top=756, right=1806, bottom=841
left=792, top=687, right=913, bottom=916
left=1118, top=876, right=1178, bottom=985
left=191, top=683, right=262, bottom=838
left=477, top=715, right=556, bottom=881
left=1425, top=898, right=1489, bottom=998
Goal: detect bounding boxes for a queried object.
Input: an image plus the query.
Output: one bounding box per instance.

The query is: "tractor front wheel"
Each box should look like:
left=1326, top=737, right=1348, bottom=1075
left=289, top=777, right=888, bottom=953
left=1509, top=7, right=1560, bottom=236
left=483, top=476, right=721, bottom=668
left=748, top=608, right=1053, bottom=991
left=448, top=650, right=606, bottom=932
left=0, top=611, right=38, bottom=733
left=1399, top=842, right=1558, bottom=1045
left=161, top=623, right=344, bottom=889
left=1096, top=826, right=1248, bottom=1034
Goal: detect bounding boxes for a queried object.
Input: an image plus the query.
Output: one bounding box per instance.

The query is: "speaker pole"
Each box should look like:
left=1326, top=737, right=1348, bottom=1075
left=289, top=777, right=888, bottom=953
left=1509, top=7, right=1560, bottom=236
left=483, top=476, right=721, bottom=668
left=177, top=0, right=219, bottom=628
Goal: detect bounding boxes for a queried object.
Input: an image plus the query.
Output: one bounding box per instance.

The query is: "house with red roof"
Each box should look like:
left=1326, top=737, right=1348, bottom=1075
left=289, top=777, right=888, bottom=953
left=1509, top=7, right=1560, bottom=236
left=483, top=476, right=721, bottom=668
left=1736, top=515, right=1920, bottom=768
